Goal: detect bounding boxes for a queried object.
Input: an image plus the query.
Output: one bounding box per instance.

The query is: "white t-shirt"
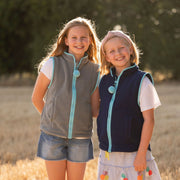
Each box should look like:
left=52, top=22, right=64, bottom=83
left=41, top=58, right=161, bottom=112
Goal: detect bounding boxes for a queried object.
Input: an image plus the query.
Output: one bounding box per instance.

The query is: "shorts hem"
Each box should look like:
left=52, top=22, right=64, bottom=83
left=67, top=156, right=94, bottom=163
left=37, top=155, right=67, bottom=161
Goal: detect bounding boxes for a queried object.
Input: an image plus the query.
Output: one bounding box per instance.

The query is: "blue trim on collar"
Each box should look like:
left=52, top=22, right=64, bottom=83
left=110, top=64, right=137, bottom=77
left=64, top=51, right=88, bottom=63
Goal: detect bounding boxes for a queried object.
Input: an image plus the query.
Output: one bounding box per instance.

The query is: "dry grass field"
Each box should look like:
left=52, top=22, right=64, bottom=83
left=0, top=81, right=180, bottom=179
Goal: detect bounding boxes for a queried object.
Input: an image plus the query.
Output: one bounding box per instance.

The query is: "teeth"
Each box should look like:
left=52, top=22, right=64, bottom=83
left=116, top=58, right=123, bottom=61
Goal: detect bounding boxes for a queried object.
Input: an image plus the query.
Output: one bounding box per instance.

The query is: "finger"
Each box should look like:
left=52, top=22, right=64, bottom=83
left=138, top=171, right=143, bottom=176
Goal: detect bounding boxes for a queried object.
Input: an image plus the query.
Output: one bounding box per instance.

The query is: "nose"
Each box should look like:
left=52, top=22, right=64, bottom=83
left=76, top=38, right=82, bottom=43
left=115, top=49, right=121, bottom=56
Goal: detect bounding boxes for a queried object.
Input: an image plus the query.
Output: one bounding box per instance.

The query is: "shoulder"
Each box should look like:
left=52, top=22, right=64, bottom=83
left=40, top=57, right=54, bottom=80
left=40, top=57, right=54, bottom=73
left=87, top=61, right=100, bottom=75
left=88, top=61, right=100, bottom=69
left=142, top=76, right=153, bottom=87
left=137, top=70, right=154, bottom=84
left=41, top=57, right=53, bottom=68
left=99, top=73, right=110, bottom=85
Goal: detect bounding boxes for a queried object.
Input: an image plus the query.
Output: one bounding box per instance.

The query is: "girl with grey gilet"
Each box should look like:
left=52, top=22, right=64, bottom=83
left=32, top=17, right=100, bottom=180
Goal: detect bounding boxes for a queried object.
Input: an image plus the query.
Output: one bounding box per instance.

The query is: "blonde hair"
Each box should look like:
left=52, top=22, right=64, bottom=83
left=100, top=30, right=140, bottom=75
left=38, top=17, right=100, bottom=71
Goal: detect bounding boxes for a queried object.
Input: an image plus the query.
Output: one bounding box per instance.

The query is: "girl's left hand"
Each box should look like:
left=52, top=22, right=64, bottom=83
left=133, top=152, right=146, bottom=172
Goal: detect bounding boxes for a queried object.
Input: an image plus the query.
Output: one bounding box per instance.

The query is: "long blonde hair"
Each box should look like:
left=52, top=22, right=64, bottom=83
left=38, top=17, right=100, bottom=71
left=100, top=30, right=140, bottom=75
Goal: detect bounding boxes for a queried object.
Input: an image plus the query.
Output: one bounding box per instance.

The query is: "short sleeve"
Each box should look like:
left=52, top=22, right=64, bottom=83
left=40, top=58, right=53, bottom=80
left=140, top=76, right=161, bottom=112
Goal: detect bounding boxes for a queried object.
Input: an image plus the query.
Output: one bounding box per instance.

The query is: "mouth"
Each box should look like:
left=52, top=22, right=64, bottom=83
left=74, top=46, right=84, bottom=49
left=115, top=57, right=124, bottom=61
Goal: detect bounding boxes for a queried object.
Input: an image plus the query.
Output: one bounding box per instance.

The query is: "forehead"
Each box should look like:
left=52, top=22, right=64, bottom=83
left=67, top=25, right=90, bottom=36
left=104, top=36, right=129, bottom=49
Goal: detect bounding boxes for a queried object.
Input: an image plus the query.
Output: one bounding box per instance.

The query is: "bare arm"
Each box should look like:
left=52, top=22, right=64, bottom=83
left=91, top=87, right=100, bottom=118
left=134, top=108, right=155, bottom=172
left=31, top=72, right=50, bottom=114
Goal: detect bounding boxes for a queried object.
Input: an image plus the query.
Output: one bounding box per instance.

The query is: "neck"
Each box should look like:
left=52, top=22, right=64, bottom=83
left=115, top=65, right=132, bottom=76
left=115, top=67, right=123, bottom=76
left=75, top=55, right=83, bottom=62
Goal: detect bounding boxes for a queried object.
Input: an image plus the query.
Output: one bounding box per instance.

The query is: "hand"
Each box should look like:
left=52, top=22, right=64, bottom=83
left=134, top=151, right=146, bottom=173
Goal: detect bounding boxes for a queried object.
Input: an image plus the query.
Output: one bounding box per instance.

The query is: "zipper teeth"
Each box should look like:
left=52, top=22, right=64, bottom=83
left=68, top=76, right=76, bottom=138
left=107, top=65, right=136, bottom=152
left=67, top=53, right=86, bottom=139
left=107, top=84, right=118, bottom=152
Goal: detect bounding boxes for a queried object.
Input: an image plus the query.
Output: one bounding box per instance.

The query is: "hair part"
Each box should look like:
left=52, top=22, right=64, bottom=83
left=100, top=30, right=140, bottom=75
left=38, top=17, right=100, bottom=72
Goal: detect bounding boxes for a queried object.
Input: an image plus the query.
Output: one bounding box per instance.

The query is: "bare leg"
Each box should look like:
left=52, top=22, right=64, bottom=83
left=45, top=160, right=67, bottom=180
left=67, top=161, right=86, bottom=180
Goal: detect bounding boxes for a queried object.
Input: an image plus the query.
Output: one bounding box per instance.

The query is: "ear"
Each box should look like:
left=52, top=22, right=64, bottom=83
left=89, top=36, right=93, bottom=46
left=130, top=46, right=133, bottom=54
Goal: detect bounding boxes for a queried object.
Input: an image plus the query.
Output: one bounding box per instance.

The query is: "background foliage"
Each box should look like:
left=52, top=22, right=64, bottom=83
left=0, top=0, right=179, bottom=79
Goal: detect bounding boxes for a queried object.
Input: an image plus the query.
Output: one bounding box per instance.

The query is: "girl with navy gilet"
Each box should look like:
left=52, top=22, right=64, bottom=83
left=97, top=30, right=161, bottom=180
left=32, top=17, right=100, bottom=180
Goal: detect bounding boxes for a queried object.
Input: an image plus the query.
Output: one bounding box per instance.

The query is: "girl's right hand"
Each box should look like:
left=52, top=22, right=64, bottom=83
left=32, top=72, right=50, bottom=114
left=133, top=151, right=147, bottom=172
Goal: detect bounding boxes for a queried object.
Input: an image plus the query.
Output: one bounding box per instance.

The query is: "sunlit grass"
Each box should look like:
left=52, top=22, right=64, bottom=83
left=0, top=158, right=179, bottom=180
left=0, top=81, right=180, bottom=179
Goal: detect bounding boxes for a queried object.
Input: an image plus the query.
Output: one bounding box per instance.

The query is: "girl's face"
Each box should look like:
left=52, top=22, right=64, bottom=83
left=104, top=37, right=133, bottom=75
left=65, top=25, right=91, bottom=61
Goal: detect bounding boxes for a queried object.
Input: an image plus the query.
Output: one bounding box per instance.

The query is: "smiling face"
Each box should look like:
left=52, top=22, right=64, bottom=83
left=65, top=25, right=91, bottom=61
left=104, top=37, right=133, bottom=75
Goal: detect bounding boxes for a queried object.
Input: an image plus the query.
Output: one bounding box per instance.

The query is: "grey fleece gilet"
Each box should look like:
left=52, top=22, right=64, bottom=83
left=40, top=52, right=100, bottom=139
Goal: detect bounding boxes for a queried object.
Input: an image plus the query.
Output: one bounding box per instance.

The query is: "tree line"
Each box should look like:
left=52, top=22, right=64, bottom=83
left=0, top=0, right=179, bottom=79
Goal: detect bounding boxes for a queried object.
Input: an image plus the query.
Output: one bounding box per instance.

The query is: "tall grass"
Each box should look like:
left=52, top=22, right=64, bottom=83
left=0, top=81, right=180, bottom=179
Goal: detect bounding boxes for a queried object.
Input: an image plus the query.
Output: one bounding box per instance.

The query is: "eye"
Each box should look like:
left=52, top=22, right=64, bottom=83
left=119, top=47, right=124, bottom=50
left=109, top=50, right=115, bottom=54
left=81, top=37, right=87, bottom=40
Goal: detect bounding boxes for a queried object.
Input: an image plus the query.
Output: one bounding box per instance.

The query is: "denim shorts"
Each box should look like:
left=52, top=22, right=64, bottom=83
left=37, top=131, right=94, bottom=162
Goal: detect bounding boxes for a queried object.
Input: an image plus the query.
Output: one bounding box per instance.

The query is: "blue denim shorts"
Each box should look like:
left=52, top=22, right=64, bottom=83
left=37, top=131, right=94, bottom=162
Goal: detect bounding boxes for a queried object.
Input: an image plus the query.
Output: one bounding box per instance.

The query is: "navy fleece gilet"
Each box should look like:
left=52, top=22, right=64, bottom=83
left=97, top=65, right=153, bottom=152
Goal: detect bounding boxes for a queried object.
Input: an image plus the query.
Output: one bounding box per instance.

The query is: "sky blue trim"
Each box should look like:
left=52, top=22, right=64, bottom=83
left=64, top=51, right=88, bottom=64
left=110, top=67, right=113, bottom=77
left=91, top=67, right=100, bottom=95
left=48, top=57, right=54, bottom=89
left=106, top=64, right=136, bottom=152
left=68, top=74, right=77, bottom=138
left=66, top=52, right=87, bottom=139
left=137, top=73, right=146, bottom=106
left=147, top=73, right=154, bottom=85
left=137, top=72, right=154, bottom=106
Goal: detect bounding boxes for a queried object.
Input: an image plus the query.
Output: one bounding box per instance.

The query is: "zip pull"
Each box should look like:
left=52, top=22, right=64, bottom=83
left=73, top=69, right=80, bottom=78
left=105, top=151, right=110, bottom=160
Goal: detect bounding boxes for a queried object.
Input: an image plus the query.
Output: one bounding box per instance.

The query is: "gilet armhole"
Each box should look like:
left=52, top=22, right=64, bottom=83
left=91, top=66, right=101, bottom=95
left=48, top=57, right=55, bottom=89
left=137, top=73, right=154, bottom=106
